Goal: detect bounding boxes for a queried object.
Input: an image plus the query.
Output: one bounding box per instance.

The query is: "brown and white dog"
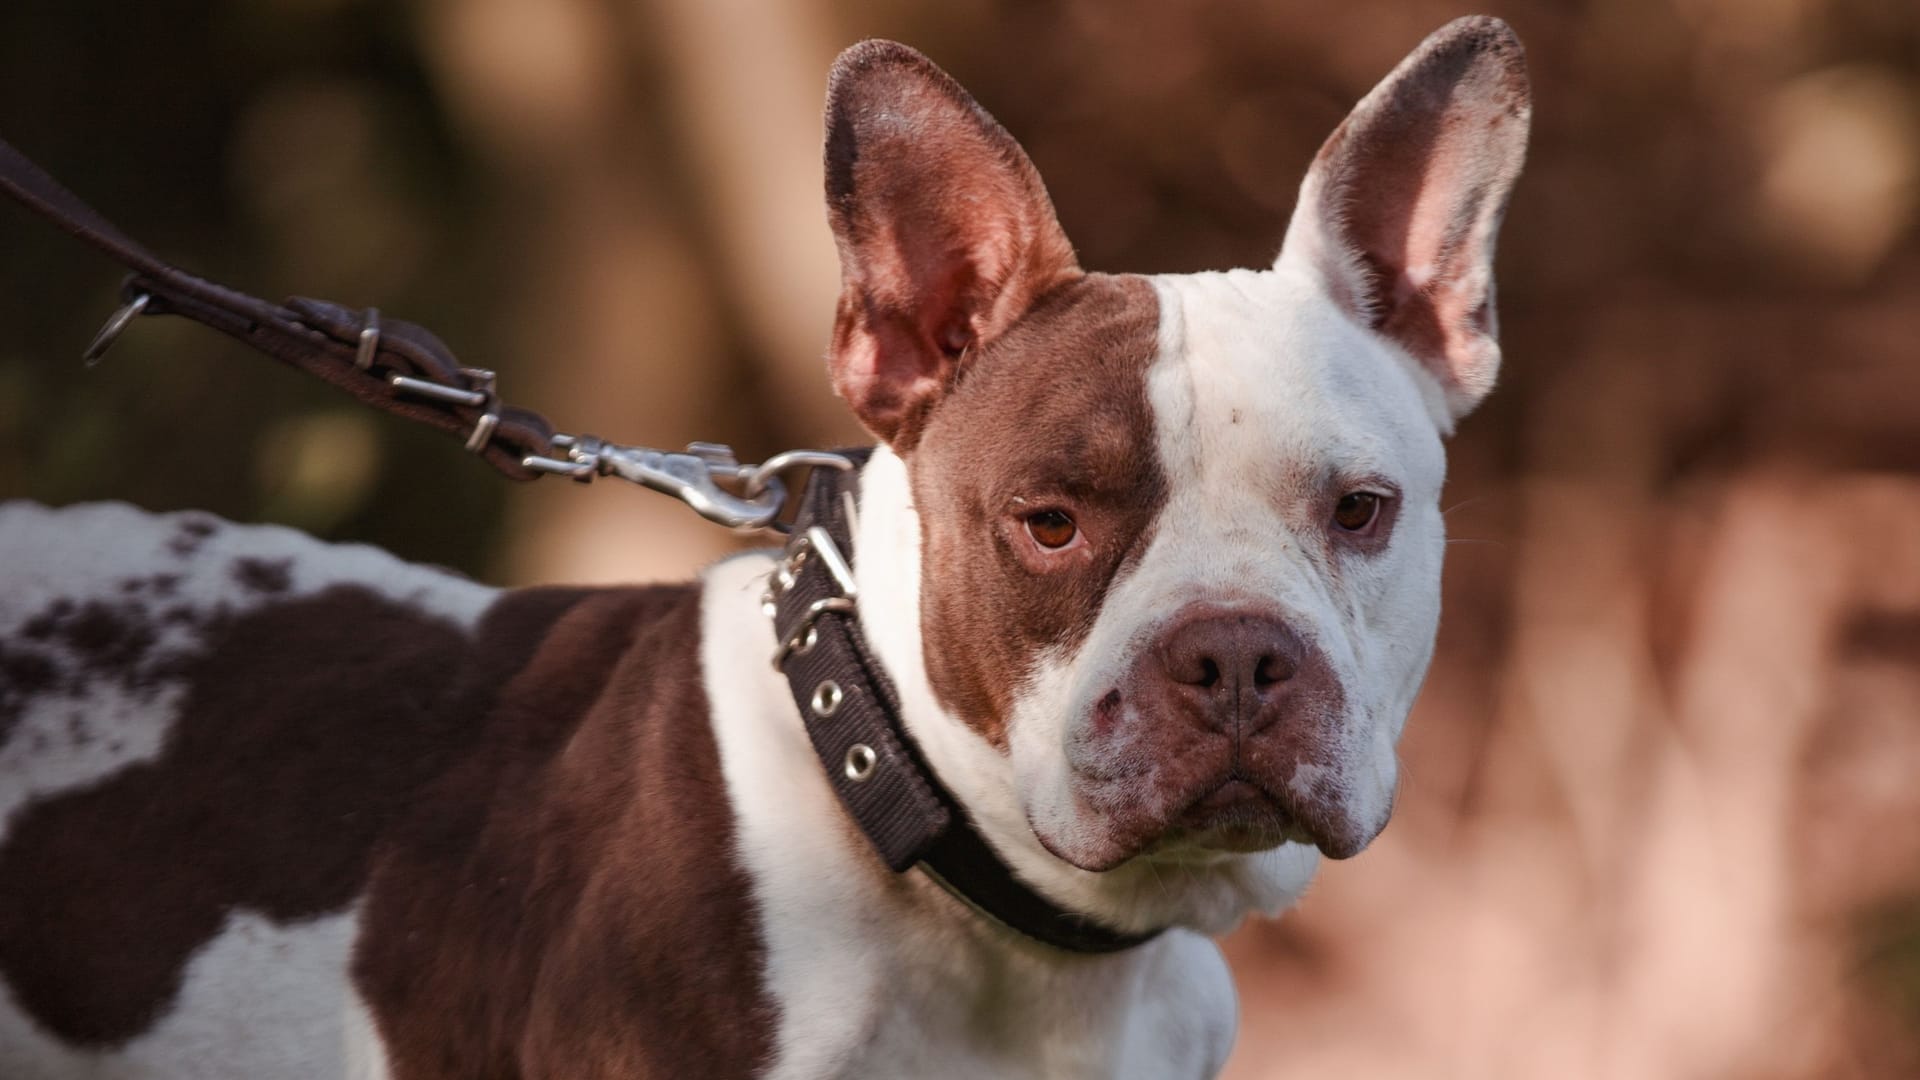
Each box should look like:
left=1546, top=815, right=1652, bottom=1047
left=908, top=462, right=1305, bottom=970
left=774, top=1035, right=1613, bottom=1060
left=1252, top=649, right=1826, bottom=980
left=0, top=16, right=1529, bottom=1079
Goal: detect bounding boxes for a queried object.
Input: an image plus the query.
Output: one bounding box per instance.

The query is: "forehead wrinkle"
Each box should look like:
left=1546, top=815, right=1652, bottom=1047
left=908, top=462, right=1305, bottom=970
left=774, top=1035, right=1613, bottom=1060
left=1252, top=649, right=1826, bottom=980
left=1151, top=271, right=1318, bottom=511
left=1155, top=268, right=1444, bottom=503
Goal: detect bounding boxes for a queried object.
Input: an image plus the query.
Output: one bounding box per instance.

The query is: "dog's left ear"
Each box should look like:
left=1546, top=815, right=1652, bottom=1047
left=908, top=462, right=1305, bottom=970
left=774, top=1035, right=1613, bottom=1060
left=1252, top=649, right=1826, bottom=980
left=823, top=41, right=1080, bottom=448
left=1278, top=16, right=1531, bottom=423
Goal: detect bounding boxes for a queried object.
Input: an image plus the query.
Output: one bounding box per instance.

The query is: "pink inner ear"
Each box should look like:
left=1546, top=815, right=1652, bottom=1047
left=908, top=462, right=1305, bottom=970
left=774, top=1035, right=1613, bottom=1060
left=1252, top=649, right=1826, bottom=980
left=823, top=42, right=1080, bottom=448
left=920, top=258, right=981, bottom=358
left=1351, top=144, right=1501, bottom=376
left=831, top=238, right=1015, bottom=444
left=1292, top=17, right=1529, bottom=416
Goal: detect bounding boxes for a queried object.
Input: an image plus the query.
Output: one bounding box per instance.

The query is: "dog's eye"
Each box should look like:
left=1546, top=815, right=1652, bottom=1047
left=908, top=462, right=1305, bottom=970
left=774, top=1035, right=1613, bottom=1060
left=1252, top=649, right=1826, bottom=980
left=1332, top=492, right=1381, bottom=532
left=1025, top=510, right=1078, bottom=550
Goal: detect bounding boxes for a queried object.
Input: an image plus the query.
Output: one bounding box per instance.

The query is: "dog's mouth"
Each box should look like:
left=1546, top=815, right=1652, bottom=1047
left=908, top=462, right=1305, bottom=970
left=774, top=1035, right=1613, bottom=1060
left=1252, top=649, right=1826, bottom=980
left=1051, top=708, right=1389, bottom=869
left=1160, top=774, right=1312, bottom=854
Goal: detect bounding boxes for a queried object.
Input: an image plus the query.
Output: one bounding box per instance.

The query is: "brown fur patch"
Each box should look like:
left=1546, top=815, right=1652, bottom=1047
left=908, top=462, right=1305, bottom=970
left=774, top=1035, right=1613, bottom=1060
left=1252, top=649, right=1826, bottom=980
left=231, top=557, right=293, bottom=594
left=0, top=643, right=59, bottom=745
left=164, top=516, right=218, bottom=559
left=353, top=585, right=774, bottom=1079
left=0, top=585, right=482, bottom=1045
left=908, top=273, right=1166, bottom=746
left=0, top=592, right=217, bottom=741
left=0, top=582, right=773, bottom=1071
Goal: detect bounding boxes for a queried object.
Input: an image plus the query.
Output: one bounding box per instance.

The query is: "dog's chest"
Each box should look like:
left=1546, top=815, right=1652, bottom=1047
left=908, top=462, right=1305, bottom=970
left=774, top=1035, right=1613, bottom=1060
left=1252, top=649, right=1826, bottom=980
left=838, top=935, right=1235, bottom=1080
left=700, top=553, right=1239, bottom=1080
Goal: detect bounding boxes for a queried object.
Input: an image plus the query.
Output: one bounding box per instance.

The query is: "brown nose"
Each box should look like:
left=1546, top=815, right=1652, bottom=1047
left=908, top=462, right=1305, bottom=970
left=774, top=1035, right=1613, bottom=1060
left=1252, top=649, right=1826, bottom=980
left=1159, top=613, right=1304, bottom=734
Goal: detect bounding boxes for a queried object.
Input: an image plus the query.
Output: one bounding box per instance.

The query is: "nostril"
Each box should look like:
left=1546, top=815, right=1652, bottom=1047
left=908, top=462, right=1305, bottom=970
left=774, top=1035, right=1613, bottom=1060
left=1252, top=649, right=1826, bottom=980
left=1161, top=612, right=1306, bottom=698
left=1254, top=652, right=1297, bottom=688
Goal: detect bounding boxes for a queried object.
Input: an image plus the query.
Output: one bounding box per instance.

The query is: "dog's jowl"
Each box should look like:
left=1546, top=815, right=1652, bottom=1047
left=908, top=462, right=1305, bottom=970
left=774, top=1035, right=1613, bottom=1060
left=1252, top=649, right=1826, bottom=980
left=0, top=16, right=1529, bottom=1079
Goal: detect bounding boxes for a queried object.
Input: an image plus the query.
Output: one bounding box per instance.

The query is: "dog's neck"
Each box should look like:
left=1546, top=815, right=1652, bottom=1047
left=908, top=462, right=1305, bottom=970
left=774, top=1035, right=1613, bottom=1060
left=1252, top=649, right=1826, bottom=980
left=850, top=444, right=1321, bottom=937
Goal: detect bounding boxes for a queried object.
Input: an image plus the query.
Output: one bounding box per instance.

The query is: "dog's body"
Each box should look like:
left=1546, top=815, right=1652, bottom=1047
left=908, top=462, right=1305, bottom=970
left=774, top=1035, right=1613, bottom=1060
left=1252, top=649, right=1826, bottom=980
left=0, top=498, right=1234, bottom=1079
left=0, top=18, right=1529, bottom=1079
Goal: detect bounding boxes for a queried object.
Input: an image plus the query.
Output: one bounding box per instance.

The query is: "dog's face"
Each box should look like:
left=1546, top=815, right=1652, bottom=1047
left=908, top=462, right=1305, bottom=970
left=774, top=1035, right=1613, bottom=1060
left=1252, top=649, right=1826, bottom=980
left=825, top=19, right=1528, bottom=873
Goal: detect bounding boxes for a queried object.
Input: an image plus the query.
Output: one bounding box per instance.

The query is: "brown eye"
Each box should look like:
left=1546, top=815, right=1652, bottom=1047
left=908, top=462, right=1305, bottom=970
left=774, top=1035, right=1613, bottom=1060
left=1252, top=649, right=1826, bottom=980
left=1025, top=509, right=1079, bottom=550
left=1333, top=492, right=1381, bottom=532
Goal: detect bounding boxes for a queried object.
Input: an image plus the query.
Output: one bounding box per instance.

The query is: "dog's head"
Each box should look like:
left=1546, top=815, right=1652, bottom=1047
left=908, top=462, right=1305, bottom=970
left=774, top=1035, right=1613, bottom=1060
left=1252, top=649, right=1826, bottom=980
left=825, top=20, right=1529, bottom=877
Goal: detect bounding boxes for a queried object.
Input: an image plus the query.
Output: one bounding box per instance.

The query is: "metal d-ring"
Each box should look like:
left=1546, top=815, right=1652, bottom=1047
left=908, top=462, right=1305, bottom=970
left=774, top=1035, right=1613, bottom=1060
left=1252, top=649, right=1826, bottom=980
left=741, top=449, right=855, bottom=498
left=82, top=292, right=151, bottom=367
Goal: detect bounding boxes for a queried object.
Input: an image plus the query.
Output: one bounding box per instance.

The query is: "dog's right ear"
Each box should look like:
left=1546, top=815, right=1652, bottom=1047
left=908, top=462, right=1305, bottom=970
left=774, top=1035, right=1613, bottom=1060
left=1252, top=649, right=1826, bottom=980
left=823, top=41, right=1080, bottom=449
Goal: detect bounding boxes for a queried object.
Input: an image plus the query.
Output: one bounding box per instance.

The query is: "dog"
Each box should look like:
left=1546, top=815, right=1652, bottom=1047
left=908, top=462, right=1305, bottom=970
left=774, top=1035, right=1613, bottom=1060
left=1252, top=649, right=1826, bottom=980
left=0, top=16, right=1529, bottom=1079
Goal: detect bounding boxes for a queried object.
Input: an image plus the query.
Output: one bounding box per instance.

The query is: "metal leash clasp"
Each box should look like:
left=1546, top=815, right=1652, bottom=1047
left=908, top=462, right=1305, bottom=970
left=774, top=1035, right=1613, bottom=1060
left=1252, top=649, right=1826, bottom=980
left=521, top=437, right=843, bottom=530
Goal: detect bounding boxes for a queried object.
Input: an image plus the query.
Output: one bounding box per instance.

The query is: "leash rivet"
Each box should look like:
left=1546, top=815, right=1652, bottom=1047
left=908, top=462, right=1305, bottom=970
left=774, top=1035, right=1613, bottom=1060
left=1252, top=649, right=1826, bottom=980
left=844, top=743, right=877, bottom=783
left=354, top=307, right=381, bottom=370
left=811, top=679, right=843, bottom=717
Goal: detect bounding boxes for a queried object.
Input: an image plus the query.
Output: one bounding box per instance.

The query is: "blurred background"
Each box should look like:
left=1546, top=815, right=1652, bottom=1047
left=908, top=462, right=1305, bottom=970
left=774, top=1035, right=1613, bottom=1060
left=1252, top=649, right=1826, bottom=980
left=3, top=0, right=1917, bottom=1075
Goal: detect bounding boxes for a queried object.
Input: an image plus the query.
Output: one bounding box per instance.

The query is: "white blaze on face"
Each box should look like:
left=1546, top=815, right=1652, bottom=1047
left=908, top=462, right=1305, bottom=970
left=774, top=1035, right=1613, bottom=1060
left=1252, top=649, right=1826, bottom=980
left=1009, top=263, right=1452, bottom=865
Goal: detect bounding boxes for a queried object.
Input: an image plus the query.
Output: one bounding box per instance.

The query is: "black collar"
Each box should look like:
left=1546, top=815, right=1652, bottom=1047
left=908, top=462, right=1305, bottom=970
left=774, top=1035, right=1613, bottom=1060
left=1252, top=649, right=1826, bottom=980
left=764, top=451, right=1161, bottom=955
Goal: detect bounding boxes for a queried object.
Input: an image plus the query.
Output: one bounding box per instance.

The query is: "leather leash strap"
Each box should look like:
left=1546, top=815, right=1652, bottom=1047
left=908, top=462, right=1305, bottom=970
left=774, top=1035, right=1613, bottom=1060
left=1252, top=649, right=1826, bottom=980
left=773, top=454, right=1162, bottom=954
left=0, top=135, right=557, bottom=478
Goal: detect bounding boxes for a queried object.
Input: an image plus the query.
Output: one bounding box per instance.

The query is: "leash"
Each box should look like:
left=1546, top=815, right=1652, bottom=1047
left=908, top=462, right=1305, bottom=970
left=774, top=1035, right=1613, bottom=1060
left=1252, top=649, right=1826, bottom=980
left=0, top=133, right=1158, bottom=955
left=0, top=134, right=819, bottom=530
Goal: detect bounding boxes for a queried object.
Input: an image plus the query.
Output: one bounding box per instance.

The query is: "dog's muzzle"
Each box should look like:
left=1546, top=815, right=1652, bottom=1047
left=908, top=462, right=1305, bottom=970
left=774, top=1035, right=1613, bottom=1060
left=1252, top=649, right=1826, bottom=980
left=1052, top=605, right=1378, bottom=869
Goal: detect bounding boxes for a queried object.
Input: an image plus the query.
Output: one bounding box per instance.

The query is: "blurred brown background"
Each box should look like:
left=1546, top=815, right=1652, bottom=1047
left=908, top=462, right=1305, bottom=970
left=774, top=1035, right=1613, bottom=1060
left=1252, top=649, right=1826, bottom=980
left=3, top=0, right=1917, bottom=1075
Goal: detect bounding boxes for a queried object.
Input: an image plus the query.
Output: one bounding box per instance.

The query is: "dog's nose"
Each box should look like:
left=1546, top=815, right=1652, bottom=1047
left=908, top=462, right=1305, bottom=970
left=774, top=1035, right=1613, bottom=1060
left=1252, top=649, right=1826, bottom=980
left=1159, top=613, right=1304, bottom=734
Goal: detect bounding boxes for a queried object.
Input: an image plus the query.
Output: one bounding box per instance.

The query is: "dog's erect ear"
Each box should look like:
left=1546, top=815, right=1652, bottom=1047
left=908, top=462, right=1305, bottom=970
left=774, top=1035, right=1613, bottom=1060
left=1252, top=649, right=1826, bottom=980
left=823, top=41, right=1080, bottom=448
left=1278, top=16, right=1531, bottom=423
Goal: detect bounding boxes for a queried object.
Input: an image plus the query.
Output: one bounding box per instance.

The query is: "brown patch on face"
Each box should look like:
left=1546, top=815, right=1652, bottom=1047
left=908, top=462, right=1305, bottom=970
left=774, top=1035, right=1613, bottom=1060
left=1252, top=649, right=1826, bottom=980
left=0, top=585, right=479, bottom=1045
left=354, top=585, right=773, bottom=1079
left=908, top=273, right=1165, bottom=746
